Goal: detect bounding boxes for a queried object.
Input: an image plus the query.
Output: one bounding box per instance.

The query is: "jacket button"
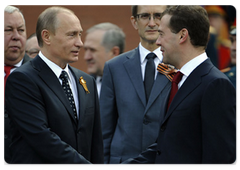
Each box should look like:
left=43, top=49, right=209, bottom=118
left=157, top=150, right=161, bottom=155
left=160, top=126, right=166, bottom=132
left=143, top=118, right=150, bottom=125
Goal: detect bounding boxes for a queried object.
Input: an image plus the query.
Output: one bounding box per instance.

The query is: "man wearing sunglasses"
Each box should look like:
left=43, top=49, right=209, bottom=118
left=100, top=5, right=170, bottom=163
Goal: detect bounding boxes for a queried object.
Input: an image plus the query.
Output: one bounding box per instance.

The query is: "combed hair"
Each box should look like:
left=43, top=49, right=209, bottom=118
left=36, top=6, right=74, bottom=47
left=161, top=5, right=210, bottom=49
left=4, top=5, right=25, bottom=24
left=131, top=3, right=174, bottom=17
left=87, top=22, right=126, bottom=54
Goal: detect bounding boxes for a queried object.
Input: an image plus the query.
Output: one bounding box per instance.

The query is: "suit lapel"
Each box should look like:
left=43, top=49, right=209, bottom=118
left=68, top=66, right=86, bottom=128
left=32, top=56, right=78, bottom=125
left=163, top=59, right=213, bottom=123
left=123, top=48, right=146, bottom=107
left=145, top=72, right=170, bottom=113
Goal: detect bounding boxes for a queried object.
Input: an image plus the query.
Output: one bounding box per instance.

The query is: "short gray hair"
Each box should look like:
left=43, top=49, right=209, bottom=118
left=87, top=22, right=125, bottom=54
left=4, top=5, right=25, bottom=24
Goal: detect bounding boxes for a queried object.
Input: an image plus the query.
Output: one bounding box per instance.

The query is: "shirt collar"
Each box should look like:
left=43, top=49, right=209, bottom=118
left=4, top=58, right=23, bottom=68
left=180, top=52, right=208, bottom=77
left=39, top=51, right=71, bottom=82
left=139, top=42, right=162, bottom=63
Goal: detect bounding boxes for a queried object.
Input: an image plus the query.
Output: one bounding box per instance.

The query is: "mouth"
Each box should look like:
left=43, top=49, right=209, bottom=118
left=146, top=30, right=158, bottom=33
left=71, top=51, right=79, bottom=56
left=9, top=46, right=20, bottom=51
left=87, top=60, right=95, bottom=67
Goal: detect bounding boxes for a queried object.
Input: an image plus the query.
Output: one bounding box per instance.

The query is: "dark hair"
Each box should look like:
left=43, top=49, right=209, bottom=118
left=161, top=5, right=210, bottom=48
left=131, top=3, right=174, bottom=17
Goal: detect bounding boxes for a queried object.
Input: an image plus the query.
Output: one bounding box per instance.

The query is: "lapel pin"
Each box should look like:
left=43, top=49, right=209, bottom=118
left=79, top=76, right=90, bottom=94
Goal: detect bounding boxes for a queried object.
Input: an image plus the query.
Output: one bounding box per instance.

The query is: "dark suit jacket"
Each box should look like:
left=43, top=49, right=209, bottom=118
left=5, top=54, right=31, bottom=163
left=100, top=47, right=171, bottom=163
left=123, top=59, right=236, bottom=164
left=5, top=55, right=104, bottom=163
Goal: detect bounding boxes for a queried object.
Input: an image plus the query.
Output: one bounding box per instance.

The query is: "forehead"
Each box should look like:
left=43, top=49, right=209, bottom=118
left=4, top=11, right=25, bottom=27
left=56, top=11, right=82, bottom=31
left=85, top=30, right=106, bottom=47
left=159, top=14, right=171, bottom=30
left=86, top=30, right=105, bottom=41
left=138, top=5, right=167, bottom=13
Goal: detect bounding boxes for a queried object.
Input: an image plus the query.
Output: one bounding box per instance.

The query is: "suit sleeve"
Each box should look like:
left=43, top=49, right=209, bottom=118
left=122, top=143, right=157, bottom=164
left=90, top=76, right=104, bottom=163
left=5, top=71, right=90, bottom=163
left=201, top=78, right=236, bottom=163
left=99, top=62, right=118, bottom=163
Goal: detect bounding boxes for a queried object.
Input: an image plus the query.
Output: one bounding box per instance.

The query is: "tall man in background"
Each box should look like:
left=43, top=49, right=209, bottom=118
left=4, top=5, right=31, bottom=163
left=84, top=22, right=125, bottom=97
left=100, top=5, right=170, bottom=163
left=5, top=6, right=103, bottom=163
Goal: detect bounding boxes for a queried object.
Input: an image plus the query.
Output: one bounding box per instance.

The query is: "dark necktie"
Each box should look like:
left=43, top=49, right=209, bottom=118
left=167, top=71, right=183, bottom=110
left=157, top=63, right=177, bottom=81
left=59, top=71, right=78, bottom=121
left=4, top=65, right=14, bottom=89
left=144, top=53, right=156, bottom=102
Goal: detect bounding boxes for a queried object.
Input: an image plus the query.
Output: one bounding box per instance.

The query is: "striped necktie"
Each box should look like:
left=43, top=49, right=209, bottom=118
left=157, top=63, right=177, bottom=81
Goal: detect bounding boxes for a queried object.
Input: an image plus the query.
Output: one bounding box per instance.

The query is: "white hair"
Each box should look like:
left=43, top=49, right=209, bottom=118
left=4, top=5, right=25, bottom=24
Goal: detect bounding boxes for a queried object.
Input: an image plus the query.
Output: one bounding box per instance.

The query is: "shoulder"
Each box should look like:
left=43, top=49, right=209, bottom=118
left=106, top=47, right=139, bottom=66
left=69, top=66, right=94, bottom=81
left=22, top=53, right=32, bottom=64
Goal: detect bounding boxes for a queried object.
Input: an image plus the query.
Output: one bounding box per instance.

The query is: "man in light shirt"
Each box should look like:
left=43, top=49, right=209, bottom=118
left=100, top=5, right=170, bottom=163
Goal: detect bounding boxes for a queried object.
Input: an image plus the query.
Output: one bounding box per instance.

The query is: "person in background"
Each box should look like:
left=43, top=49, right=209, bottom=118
left=204, top=3, right=230, bottom=70
left=221, top=26, right=236, bottom=88
left=100, top=5, right=170, bottom=163
left=25, top=33, right=40, bottom=58
left=5, top=6, right=103, bottom=163
left=4, top=5, right=31, bottom=163
left=83, top=22, right=125, bottom=97
left=124, top=5, right=235, bottom=164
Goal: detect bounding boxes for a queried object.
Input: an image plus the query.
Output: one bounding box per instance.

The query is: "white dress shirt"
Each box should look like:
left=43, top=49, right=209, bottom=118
left=178, top=52, right=208, bottom=89
left=96, top=76, right=102, bottom=98
left=139, top=43, right=163, bottom=80
left=39, top=51, right=79, bottom=118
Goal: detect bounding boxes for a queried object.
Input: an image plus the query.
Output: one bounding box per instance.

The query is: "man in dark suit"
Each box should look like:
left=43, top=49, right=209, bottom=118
left=100, top=5, right=170, bottom=163
left=4, top=5, right=31, bottom=163
left=123, top=5, right=236, bottom=164
left=5, top=6, right=103, bottom=163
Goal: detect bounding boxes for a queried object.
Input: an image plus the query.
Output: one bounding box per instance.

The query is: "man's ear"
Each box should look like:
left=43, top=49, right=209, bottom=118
left=41, top=29, right=51, bottom=45
left=130, top=16, right=138, bottom=30
left=179, top=28, right=188, bottom=44
left=111, top=46, right=120, bottom=56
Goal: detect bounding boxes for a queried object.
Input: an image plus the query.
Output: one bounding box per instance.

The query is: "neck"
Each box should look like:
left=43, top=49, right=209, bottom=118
left=141, top=40, right=159, bottom=52
left=177, top=48, right=205, bottom=69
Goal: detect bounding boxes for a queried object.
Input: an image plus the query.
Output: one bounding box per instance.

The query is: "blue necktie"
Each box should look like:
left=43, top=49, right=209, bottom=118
left=144, top=53, right=156, bottom=102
